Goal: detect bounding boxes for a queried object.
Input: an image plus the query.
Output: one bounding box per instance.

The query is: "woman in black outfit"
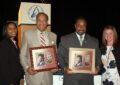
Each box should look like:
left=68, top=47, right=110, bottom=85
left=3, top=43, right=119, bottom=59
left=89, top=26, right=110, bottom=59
left=0, top=22, right=24, bottom=85
left=100, top=25, right=120, bottom=85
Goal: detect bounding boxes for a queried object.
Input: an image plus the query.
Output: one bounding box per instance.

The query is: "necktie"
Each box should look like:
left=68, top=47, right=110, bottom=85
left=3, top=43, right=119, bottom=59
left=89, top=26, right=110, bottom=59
left=80, top=35, right=83, bottom=46
left=40, top=33, right=46, bottom=46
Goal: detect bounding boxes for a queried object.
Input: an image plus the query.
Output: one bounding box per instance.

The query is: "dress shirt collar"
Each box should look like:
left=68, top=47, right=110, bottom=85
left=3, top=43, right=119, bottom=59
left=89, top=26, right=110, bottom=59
left=37, top=28, right=47, bottom=35
left=76, top=32, right=85, bottom=41
left=10, top=38, right=17, bottom=48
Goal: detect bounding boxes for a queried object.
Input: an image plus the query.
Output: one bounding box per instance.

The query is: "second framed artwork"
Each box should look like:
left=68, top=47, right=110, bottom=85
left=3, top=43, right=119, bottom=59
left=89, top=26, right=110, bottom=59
left=69, top=48, right=95, bottom=73
left=29, top=45, right=58, bottom=72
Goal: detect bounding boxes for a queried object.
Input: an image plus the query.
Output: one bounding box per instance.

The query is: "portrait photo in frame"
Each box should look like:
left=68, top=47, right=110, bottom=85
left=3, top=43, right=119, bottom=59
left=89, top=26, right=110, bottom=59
left=29, top=45, right=58, bottom=72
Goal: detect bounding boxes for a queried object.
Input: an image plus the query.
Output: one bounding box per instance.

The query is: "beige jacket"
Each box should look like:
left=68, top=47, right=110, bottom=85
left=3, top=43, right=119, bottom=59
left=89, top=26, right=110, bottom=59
left=20, top=28, right=57, bottom=85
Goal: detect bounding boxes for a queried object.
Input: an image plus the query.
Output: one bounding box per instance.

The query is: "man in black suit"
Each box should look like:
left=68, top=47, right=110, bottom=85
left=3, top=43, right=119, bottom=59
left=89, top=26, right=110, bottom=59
left=58, top=17, right=101, bottom=85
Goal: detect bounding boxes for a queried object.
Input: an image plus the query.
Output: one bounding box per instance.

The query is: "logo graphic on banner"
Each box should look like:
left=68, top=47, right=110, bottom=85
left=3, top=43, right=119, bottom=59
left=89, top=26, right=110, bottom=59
left=28, top=5, right=44, bottom=21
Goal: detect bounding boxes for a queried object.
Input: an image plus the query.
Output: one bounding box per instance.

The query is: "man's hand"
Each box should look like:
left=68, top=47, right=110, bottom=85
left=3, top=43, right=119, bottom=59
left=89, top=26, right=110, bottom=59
left=89, top=68, right=98, bottom=75
left=50, top=68, right=59, bottom=73
left=27, top=67, right=37, bottom=75
left=20, top=79, right=24, bottom=85
left=65, top=68, right=74, bottom=75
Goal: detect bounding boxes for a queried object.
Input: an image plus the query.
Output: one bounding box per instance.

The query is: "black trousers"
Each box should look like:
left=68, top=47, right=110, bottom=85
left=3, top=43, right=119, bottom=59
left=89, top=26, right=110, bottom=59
left=0, top=78, right=20, bottom=85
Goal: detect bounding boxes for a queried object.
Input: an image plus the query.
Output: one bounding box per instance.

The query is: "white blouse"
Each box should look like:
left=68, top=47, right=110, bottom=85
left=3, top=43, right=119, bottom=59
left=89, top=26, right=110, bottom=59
left=101, top=46, right=120, bottom=85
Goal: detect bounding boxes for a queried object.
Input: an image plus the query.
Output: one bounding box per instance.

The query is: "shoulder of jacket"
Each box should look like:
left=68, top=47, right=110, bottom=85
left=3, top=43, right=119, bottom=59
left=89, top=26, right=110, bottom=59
left=86, top=34, right=98, bottom=41
left=61, top=33, right=74, bottom=40
left=48, top=31, right=57, bottom=37
left=0, top=39, right=9, bottom=47
left=23, top=28, right=37, bottom=36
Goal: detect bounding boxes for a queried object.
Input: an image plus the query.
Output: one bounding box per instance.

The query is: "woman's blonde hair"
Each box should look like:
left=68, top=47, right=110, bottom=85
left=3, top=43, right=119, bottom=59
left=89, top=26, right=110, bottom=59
left=102, top=25, right=118, bottom=48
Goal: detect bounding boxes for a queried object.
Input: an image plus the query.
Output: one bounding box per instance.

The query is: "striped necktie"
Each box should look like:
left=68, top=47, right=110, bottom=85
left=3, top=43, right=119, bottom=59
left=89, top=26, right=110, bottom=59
left=40, top=33, right=46, bottom=46
left=80, top=35, right=83, bottom=46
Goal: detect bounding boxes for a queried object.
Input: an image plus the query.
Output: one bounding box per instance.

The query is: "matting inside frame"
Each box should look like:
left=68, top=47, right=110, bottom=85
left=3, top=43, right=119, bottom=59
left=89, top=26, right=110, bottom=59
left=69, top=48, right=95, bottom=73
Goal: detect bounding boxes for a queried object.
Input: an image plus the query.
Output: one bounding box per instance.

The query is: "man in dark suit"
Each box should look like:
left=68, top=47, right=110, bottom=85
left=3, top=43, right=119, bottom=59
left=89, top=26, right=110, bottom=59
left=58, top=17, right=101, bottom=85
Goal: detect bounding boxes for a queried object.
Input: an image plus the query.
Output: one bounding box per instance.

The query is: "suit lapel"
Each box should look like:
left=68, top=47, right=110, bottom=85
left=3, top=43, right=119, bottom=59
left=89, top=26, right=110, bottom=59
left=32, top=29, right=41, bottom=46
left=72, top=33, right=89, bottom=48
left=32, top=29, right=55, bottom=46
left=82, top=34, right=92, bottom=48
left=6, top=38, right=19, bottom=53
left=46, top=31, right=51, bottom=45
left=46, top=31, right=56, bottom=45
left=72, top=32, right=81, bottom=48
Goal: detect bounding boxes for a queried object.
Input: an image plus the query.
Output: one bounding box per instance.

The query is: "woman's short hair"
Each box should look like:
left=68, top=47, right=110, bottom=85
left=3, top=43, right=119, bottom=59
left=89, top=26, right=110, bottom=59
left=102, top=25, right=118, bottom=48
left=3, top=21, right=17, bottom=38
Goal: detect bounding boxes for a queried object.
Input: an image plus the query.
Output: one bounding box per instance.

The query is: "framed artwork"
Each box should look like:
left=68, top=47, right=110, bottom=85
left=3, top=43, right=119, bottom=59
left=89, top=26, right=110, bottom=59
left=29, top=45, right=58, bottom=72
left=69, top=48, right=95, bottom=73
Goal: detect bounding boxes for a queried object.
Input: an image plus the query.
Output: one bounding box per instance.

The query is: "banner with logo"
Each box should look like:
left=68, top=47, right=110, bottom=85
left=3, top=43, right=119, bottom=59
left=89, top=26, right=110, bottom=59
left=18, top=2, right=51, bottom=25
